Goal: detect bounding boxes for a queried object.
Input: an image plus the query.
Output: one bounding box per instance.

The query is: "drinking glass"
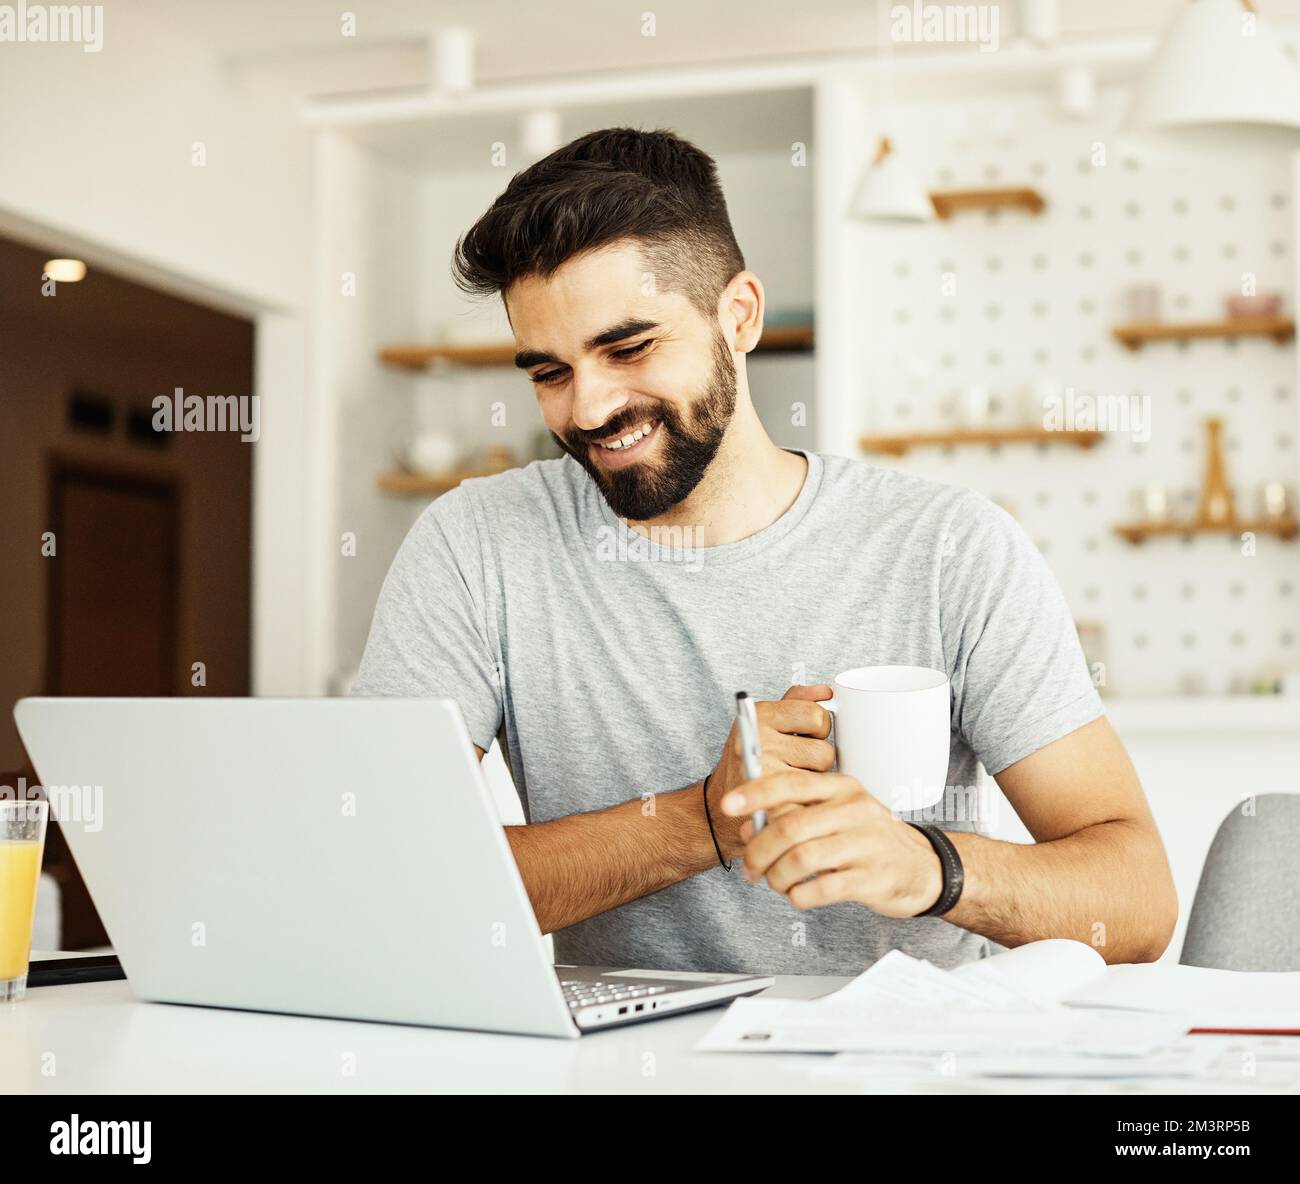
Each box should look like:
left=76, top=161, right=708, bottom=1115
left=1, top=799, right=49, bottom=1002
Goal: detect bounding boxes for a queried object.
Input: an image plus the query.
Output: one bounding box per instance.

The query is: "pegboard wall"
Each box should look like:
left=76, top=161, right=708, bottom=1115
left=850, top=87, right=1300, bottom=699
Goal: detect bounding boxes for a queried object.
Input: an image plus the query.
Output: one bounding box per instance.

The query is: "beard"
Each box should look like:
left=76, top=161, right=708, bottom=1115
left=554, top=329, right=737, bottom=522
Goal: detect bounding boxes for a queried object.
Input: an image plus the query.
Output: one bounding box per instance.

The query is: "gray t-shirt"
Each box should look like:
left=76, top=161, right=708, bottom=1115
left=351, top=448, right=1103, bottom=976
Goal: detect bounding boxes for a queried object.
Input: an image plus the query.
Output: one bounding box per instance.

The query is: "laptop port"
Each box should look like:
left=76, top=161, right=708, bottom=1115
left=618, top=1006, right=628, bottom=1015
left=634, top=1004, right=644, bottom=1012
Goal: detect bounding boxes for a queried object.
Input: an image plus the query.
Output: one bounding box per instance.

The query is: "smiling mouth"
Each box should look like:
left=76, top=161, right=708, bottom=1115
left=595, top=419, right=657, bottom=451
left=589, top=419, right=660, bottom=466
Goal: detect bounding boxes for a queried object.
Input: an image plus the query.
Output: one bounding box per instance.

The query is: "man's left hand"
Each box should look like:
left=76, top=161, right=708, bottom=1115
left=720, top=771, right=944, bottom=918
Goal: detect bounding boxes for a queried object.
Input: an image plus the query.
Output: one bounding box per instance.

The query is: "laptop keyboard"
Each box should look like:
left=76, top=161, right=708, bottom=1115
left=559, top=978, right=670, bottom=1010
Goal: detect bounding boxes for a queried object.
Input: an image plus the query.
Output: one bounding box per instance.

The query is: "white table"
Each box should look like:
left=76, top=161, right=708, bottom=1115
left=5, top=957, right=1293, bottom=1094
left=3, top=970, right=869, bottom=1094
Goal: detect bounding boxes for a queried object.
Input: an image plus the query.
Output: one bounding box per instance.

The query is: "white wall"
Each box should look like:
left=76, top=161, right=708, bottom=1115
left=315, top=132, right=426, bottom=688
left=814, top=73, right=870, bottom=456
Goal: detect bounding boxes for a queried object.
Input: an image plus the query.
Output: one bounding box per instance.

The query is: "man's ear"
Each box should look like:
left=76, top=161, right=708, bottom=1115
left=723, top=270, right=765, bottom=354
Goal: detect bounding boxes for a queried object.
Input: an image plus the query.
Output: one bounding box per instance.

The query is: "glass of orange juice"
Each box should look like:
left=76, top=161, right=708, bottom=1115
left=1, top=799, right=48, bottom=1002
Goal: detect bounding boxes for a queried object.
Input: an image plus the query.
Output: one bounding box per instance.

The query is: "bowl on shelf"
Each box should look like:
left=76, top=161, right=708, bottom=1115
left=405, top=431, right=461, bottom=474
left=1225, top=293, right=1282, bottom=320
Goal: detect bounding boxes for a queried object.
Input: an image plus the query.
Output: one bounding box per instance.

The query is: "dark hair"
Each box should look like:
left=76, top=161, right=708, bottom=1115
left=451, top=127, right=745, bottom=320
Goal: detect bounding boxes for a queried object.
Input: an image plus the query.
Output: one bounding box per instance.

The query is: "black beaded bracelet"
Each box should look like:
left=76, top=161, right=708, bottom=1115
left=906, top=822, right=964, bottom=917
left=701, top=774, right=731, bottom=870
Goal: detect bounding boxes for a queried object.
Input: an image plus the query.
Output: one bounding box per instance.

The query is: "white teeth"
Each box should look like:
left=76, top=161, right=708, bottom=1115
left=599, top=420, right=656, bottom=450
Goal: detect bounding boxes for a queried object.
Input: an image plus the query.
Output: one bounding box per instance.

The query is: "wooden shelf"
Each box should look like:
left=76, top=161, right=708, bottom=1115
left=1114, top=418, right=1299, bottom=543
left=377, top=463, right=518, bottom=496
left=380, top=343, right=516, bottom=369
left=1115, top=517, right=1299, bottom=544
left=929, top=187, right=1046, bottom=220
left=859, top=427, right=1103, bottom=457
left=749, top=324, right=814, bottom=351
left=1112, top=316, right=1295, bottom=350
left=380, top=323, right=814, bottom=371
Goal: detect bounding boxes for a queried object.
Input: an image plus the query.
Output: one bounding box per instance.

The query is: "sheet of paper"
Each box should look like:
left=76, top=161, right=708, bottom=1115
left=815, top=1037, right=1300, bottom=1091
left=1065, top=962, right=1300, bottom=1028
left=951, top=939, right=1107, bottom=1002
left=820, top=949, right=1051, bottom=1013
left=812, top=1074, right=1297, bottom=1096
left=694, top=997, right=1189, bottom=1054
left=820, top=950, right=994, bottom=1008
left=816, top=1041, right=1223, bottom=1081
left=822, top=940, right=1107, bottom=1013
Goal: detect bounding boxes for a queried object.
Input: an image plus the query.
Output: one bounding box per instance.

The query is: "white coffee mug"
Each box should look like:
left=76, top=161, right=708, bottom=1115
left=818, top=666, right=951, bottom=813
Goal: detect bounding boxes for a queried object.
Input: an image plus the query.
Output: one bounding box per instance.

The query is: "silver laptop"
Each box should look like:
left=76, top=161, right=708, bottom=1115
left=13, top=697, right=771, bottom=1038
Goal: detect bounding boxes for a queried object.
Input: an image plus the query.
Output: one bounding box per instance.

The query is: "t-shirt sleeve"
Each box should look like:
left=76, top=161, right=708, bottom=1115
left=940, top=490, right=1103, bottom=776
left=348, top=486, right=503, bottom=753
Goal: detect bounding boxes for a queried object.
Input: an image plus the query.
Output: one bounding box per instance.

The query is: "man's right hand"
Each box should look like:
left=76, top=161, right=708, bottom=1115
left=704, top=684, right=835, bottom=863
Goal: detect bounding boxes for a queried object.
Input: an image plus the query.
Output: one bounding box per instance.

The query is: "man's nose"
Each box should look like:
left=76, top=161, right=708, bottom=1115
left=569, top=366, right=630, bottom=435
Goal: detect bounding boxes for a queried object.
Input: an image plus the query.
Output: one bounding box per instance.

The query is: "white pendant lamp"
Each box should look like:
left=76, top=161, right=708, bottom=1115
left=1124, top=0, right=1300, bottom=153
left=849, top=137, right=936, bottom=224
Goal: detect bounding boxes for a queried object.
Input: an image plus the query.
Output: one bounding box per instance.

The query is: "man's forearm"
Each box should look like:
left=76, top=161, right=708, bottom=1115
left=504, top=781, right=720, bottom=934
left=941, top=819, right=1178, bottom=963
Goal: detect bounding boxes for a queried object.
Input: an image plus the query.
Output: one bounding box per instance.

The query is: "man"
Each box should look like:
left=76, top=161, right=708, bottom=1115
left=352, top=127, right=1177, bottom=976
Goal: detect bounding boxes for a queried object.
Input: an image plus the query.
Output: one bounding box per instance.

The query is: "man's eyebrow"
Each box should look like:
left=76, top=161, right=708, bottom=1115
left=513, top=319, right=661, bottom=370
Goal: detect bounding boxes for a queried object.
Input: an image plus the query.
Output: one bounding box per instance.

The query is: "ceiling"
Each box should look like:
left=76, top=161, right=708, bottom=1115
left=139, top=0, right=1300, bottom=97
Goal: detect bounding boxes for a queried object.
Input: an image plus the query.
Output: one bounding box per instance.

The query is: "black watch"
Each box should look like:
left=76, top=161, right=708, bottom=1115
left=906, top=822, right=964, bottom=917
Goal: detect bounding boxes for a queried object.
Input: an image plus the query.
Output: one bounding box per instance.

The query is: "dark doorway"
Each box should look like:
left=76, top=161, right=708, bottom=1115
left=47, top=461, right=181, bottom=698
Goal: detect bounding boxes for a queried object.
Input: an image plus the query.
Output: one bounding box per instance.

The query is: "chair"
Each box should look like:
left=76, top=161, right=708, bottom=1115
left=1180, top=793, right=1300, bottom=971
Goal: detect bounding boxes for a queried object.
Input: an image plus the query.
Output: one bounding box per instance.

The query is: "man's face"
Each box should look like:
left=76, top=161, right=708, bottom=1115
left=507, top=240, right=736, bottom=521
